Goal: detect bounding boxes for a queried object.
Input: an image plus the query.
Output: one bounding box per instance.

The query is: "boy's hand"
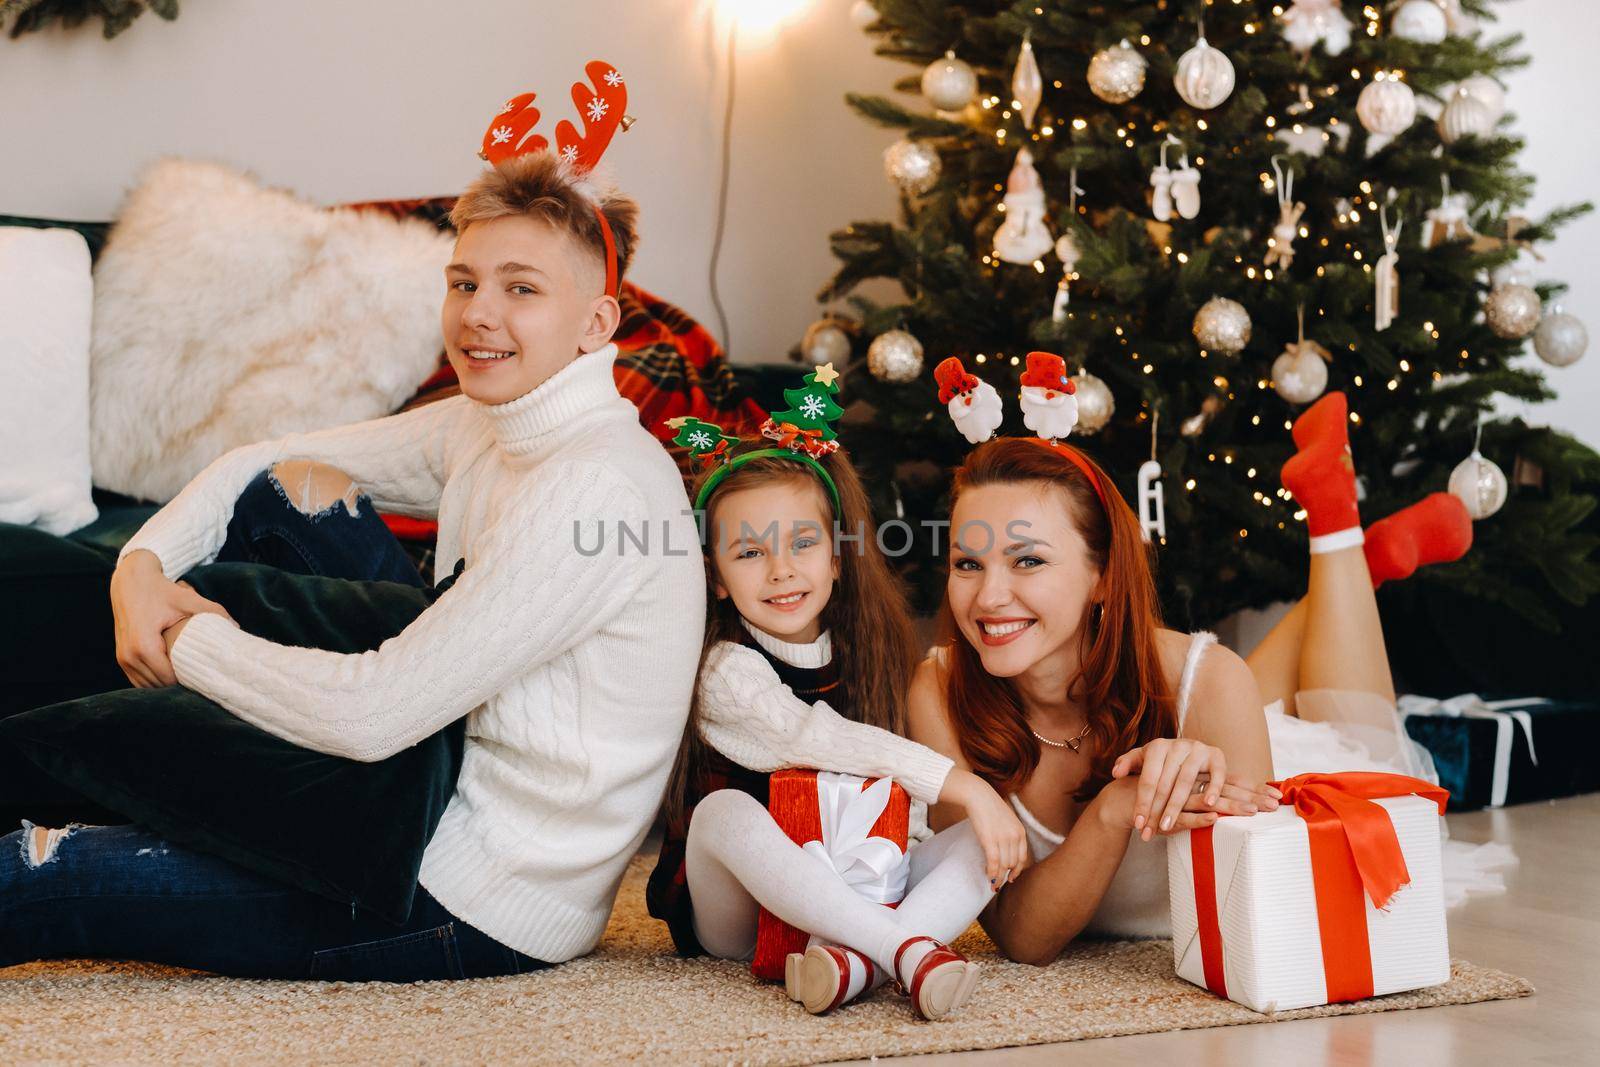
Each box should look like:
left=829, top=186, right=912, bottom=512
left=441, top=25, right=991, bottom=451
left=111, top=551, right=233, bottom=688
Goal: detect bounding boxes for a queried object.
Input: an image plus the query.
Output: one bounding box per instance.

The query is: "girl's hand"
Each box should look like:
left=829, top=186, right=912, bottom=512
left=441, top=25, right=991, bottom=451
left=110, top=552, right=233, bottom=688
left=1092, top=775, right=1225, bottom=837
left=939, top=768, right=1030, bottom=889
left=1110, top=739, right=1280, bottom=841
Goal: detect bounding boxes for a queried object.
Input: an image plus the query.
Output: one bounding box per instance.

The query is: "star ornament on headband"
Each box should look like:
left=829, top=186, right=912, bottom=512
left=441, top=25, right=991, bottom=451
left=477, top=60, right=635, bottom=296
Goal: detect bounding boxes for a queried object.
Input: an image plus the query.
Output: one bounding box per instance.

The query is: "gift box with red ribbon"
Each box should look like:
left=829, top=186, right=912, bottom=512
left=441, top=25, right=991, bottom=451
left=1167, top=772, right=1451, bottom=1013
left=750, top=769, right=910, bottom=981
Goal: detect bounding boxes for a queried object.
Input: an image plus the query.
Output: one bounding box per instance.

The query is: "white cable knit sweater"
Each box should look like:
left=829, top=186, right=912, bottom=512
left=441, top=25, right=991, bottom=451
left=694, top=620, right=954, bottom=805
left=120, top=345, right=705, bottom=962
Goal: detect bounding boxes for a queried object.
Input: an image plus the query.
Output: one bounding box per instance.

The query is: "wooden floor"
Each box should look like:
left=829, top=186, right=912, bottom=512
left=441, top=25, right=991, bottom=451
left=843, top=793, right=1599, bottom=1067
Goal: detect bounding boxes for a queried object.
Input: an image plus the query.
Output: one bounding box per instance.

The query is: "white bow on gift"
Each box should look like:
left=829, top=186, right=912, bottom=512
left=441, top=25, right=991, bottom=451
left=1398, top=693, right=1541, bottom=808
left=800, top=772, right=911, bottom=905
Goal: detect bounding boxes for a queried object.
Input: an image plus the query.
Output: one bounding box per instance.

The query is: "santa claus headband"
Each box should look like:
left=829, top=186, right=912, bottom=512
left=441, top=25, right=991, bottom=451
left=933, top=352, right=1110, bottom=512
left=478, top=60, right=632, bottom=297
left=666, top=362, right=845, bottom=515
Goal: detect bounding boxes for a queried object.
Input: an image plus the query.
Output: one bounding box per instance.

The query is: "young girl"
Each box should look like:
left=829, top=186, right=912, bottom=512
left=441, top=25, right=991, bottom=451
left=646, top=397, right=1028, bottom=1021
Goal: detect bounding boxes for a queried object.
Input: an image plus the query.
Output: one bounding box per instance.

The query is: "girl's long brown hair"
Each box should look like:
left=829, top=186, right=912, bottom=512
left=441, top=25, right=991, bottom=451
left=662, top=442, right=920, bottom=830
left=938, top=438, right=1175, bottom=801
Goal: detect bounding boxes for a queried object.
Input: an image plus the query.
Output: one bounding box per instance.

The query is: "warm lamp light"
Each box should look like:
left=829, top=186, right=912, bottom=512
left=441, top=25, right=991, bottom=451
left=723, top=0, right=812, bottom=35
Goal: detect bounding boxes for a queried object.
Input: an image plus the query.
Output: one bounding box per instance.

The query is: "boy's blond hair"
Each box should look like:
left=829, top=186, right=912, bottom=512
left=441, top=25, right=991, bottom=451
left=450, top=153, right=640, bottom=291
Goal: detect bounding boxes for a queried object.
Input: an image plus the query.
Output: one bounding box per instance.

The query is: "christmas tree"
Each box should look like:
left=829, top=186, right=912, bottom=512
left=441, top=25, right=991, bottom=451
left=818, top=0, right=1598, bottom=627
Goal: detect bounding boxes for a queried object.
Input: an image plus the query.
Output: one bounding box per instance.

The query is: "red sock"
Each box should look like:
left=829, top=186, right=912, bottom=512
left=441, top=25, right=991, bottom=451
left=1364, top=493, right=1473, bottom=588
left=1281, top=392, right=1361, bottom=547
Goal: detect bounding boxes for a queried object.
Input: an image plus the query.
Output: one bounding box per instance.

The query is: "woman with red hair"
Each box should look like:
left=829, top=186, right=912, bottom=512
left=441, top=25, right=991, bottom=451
left=907, top=389, right=1476, bottom=965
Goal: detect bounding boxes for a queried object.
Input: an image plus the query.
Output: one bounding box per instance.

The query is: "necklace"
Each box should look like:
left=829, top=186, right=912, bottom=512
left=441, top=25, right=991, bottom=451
left=1030, top=719, right=1092, bottom=752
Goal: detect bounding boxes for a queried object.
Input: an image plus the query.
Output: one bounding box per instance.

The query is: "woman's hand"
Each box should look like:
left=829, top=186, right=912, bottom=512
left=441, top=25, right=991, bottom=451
left=1109, top=739, right=1280, bottom=841
left=111, top=551, right=233, bottom=688
left=938, top=768, right=1031, bottom=889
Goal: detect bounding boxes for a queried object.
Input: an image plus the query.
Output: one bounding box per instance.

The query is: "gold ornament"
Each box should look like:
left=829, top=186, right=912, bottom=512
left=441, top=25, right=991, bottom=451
left=883, top=139, right=941, bottom=196
left=1192, top=297, right=1252, bottom=354
left=866, top=329, right=925, bottom=383
left=1484, top=283, right=1541, bottom=339
left=1087, top=40, right=1147, bottom=103
left=1071, top=371, right=1114, bottom=433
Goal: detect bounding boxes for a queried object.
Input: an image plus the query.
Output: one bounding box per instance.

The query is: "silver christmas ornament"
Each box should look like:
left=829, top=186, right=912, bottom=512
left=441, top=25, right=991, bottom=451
left=866, top=329, right=925, bottom=383
left=1356, top=75, right=1417, bottom=136
left=883, top=139, right=941, bottom=196
left=1012, top=33, right=1044, bottom=128
left=1458, top=74, right=1506, bottom=122
left=1071, top=371, right=1114, bottom=434
left=922, top=50, right=978, bottom=112
left=801, top=320, right=852, bottom=367
left=1438, top=88, right=1496, bottom=144
left=1392, top=0, right=1449, bottom=43
left=1485, top=283, right=1541, bottom=339
left=1533, top=306, right=1588, bottom=367
left=1192, top=297, right=1252, bottom=354
left=1174, top=37, right=1235, bottom=110
left=1271, top=340, right=1330, bottom=405
left=1449, top=450, right=1508, bottom=519
left=849, top=0, right=879, bottom=29
left=1087, top=40, right=1147, bottom=103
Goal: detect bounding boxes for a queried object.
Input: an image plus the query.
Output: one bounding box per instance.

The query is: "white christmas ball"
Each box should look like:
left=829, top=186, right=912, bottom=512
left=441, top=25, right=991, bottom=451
left=867, top=329, right=925, bottom=383
left=801, top=320, right=852, bottom=366
left=1485, top=283, right=1542, bottom=339
left=1271, top=343, right=1330, bottom=405
left=1088, top=40, right=1147, bottom=104
left=1071, top=371, right=1115, bottom=433
left=1449, top=450, right=1508, bottom=519
left=1192, top=297, right=1253, bottom=354
left=1533, top=307, right=1588, bottom=367
left=1458, top=73, right=1506, bottom=122
left=883, top=139, right=941, bottom=196
left=849, top=0, right=879, bottom=29
left=1490, top=259, right=1532, bottom=290
left=922, top=51, right=978, bottom=112
left=1356, top=77, right=1418, bottom=136
left=1054, top=232, right=1081, bottom=270
left=1392, top=0, right=1449, bottom=43
left=1438, top=88, right=1496, bottom=144
left=1174, top=37, right=1235, bottom=110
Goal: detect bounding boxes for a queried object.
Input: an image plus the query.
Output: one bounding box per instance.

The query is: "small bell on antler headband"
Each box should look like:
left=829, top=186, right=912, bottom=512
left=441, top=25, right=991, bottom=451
left=669, top=363, right=845, bottom=514
left=477, top=60, right=635, bottom=296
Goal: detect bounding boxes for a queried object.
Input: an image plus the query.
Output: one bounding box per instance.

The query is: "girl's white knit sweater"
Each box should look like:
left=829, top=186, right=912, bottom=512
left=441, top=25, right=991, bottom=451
left=120, top=346, right=706, bottom=962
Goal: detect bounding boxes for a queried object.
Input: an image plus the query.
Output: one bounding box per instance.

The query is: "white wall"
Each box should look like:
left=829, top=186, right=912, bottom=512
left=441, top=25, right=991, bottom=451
left=0, top=0, right=1592, bottom=445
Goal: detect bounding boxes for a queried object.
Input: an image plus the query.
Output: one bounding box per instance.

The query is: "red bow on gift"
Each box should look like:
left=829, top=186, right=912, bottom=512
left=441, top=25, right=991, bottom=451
left=1191, top=772, right=1448, bottom=1004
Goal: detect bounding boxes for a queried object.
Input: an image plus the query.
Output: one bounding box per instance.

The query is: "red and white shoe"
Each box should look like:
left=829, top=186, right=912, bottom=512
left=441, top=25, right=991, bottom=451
left=786, top=944, right=874, bottom=1015
left=893, top=936, right=981, bottom=1021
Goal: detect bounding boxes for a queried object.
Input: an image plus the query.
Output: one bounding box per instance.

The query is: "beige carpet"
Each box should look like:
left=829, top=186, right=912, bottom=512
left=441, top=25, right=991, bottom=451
left=0, top=855, right=1532, bottom=1066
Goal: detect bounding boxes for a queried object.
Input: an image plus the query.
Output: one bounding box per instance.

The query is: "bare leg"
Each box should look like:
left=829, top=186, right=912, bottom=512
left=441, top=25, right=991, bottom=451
left=269, top=460, right=362, bottom=516
left=1297, top=545, right=1397, bottom=713
left=1245, top=600, right=1306, bottom=710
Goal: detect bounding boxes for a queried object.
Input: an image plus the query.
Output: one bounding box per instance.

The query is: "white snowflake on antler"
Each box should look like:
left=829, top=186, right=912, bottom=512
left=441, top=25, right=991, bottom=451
left=559, top=144, right=579, bottom=164
left=800, top=394, right=827, bottom=420
left=687, top=429, right=714, bottom=450
left=490, top=126, right=513, bottom=145
left=501, top=99, right=518, bottom=113
left=586, top=98, right=611, bottom=123
left=603, top=69, right=623, bottom=87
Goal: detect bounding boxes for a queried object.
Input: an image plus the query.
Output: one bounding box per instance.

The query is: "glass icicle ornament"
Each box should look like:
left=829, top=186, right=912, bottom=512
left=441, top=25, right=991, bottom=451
left=993, top=146, right=1054, bottom=265
left=1012, top=32, right=1043, bottom=128
left=1087, top=39, right=1147, bottom=103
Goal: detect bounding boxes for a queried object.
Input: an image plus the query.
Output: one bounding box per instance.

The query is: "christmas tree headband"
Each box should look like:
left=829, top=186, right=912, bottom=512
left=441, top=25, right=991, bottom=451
left=933, top=352, right=1111, bottom=512
left=667, top=362, right=846, bottom=515
left=478, top=60, right=633, bottom=297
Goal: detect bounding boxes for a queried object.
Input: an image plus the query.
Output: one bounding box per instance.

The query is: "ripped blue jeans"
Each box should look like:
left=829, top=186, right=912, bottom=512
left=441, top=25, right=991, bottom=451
left=0, top=468, right=542, bottom=980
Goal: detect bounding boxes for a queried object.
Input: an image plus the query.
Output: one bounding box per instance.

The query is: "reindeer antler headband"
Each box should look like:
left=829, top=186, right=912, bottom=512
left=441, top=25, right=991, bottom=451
left=666, top=362, right=846, bottom=515
left=478, top=60, right=634, bottom=297
left=934, top=352, right=1110, bottom=512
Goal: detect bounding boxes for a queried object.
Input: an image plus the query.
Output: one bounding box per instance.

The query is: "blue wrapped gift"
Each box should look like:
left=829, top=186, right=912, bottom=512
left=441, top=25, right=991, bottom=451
left=1400, top=695, right=1600, bottom=811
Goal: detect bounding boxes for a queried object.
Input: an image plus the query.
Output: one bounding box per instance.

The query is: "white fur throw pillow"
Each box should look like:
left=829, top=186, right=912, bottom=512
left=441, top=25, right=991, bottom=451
left=89, top=159, right=454, bottom=502
left=0, top=227, right=98, bottom=535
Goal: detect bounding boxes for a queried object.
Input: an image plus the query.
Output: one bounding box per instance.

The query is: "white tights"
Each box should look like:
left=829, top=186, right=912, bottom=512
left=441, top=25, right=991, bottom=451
left=684, top=788, right=993, bottom=982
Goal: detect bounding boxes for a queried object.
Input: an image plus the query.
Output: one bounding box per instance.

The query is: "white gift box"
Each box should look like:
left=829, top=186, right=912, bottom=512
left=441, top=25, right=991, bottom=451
left=1168, top=787, right=1450, bottom=1013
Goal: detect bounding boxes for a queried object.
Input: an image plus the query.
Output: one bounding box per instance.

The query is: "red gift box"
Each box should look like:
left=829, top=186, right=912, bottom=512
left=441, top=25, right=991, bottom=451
left=750, top=769, right=910, bottom=981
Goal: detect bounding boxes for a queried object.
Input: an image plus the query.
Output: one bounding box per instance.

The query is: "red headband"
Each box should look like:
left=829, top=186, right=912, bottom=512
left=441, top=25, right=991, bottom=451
left=478, top=60, right=630, bottom=297
left=1031, top=437, right=1111, bottom=513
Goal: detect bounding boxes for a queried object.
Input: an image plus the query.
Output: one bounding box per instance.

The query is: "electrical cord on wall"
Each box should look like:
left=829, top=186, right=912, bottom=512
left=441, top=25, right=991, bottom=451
left=707, top=15, right=737, bottom=354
